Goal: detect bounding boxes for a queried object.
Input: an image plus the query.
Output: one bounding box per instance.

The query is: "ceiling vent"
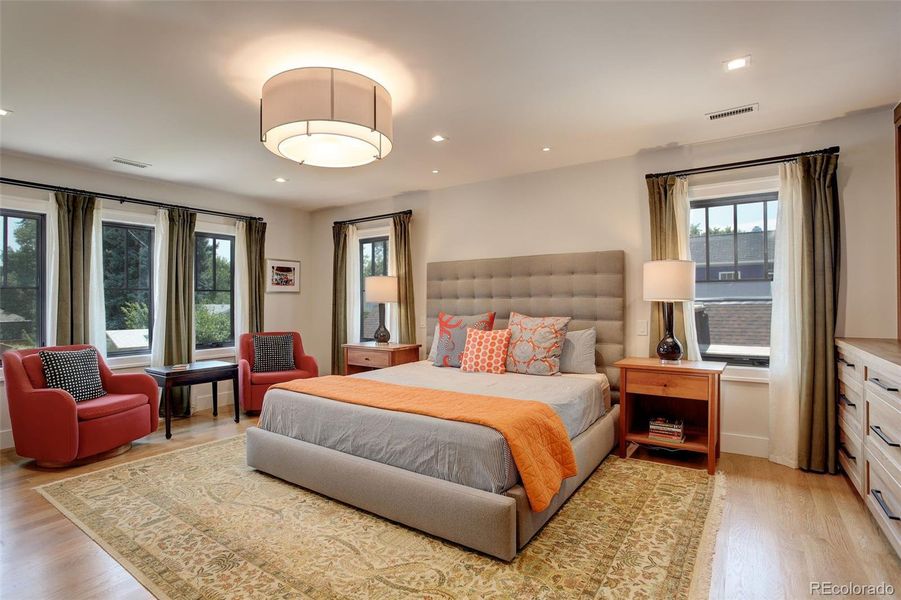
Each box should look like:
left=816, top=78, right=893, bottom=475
left=706, top=103, right=759, bottom=121
left=112, top=156, right=151, bottom=169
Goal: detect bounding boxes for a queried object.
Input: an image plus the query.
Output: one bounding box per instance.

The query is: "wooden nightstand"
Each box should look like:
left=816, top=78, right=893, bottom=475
left=615, top=357, right=727, bottom=474
left=343, top=342, right=422, bottom=375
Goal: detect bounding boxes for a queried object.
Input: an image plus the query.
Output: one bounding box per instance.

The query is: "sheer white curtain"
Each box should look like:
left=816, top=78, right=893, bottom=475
left=345, top=225, right=361, bottom=343
left=768, top=161, right=803, bottom=468
left=150, top=209, right=169, bottom=367
left=46, top=193, right=59, bottom=346
left=673, top=177, right=702, bottom=361
left=234, top=220, right=250, bottom=338
left=87, top=207, right=106, bottom=355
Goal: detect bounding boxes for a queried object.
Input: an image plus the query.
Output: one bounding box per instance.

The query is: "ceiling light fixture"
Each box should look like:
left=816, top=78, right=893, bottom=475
left=542, top=147, right=551, bottom=152
left=431, top=135, right=446, bottom=142
left=432, top=169, right=439, bottom=174
left=724, top=55, right=751, bottom=71
left=0, top=108, right=11, bottom=116
left=274, top=177, right=288, bottom=183
left=260, top=67, right=393, bottom=168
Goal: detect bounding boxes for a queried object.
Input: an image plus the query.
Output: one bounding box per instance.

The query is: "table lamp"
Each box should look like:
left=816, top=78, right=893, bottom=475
left=643, top=260, right=696, bottom=361
left=365, top=275, right=398, bottom=344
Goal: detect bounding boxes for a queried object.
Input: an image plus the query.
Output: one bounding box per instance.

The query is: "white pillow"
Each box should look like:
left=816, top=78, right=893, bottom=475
left=560, top=328, right=597, bottom=374
left=427, top=323, right=440, bottom=361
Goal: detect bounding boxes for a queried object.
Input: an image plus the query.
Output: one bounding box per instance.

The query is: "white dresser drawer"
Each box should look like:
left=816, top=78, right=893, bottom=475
left=837, top=379, right=864, bottom=438
left=836, top=346, right=863, bottom=386
left=867, top=367, right=901, bottom=411
left=839, top=426, right=864, bottom=494
left=868, top=392, right=901, bottom=479
left=867, top=453, right=901, bottom=557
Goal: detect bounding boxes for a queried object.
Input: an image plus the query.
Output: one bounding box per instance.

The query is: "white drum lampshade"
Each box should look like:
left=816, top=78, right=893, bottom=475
left=261, top=67, right=393, bottom=168
left=643, top=260, right=696, bottom=302
left=365, top=276, right=398, bottom=304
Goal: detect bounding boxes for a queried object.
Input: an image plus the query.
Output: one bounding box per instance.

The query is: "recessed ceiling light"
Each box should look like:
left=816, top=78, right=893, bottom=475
left=0, top=108, right=11, bottom=116
left=431, top=135, right=446, bottom=142
left=432, top=169, right=439, bottom=174
left=274, top=177, right=288, bottom=183
left=542, top=147, right=551, bottom=152
left=724, top=55, right=751, bottom=71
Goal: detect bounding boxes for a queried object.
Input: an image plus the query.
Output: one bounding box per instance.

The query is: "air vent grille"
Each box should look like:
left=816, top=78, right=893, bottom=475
left=706, top=103, right=759, bottom=121
left=112, top=157, right=151, bottom=169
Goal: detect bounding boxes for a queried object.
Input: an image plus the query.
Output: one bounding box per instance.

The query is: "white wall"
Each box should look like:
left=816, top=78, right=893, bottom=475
left=305, top=107, right=898, bottom=457
left=0, top=151, right=313, bottom=448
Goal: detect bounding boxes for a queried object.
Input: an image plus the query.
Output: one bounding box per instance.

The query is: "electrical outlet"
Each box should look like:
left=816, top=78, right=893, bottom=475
left=636, top=320, right=649, bottom=336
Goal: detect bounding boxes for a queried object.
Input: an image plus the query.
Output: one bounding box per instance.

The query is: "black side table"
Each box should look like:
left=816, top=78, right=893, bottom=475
left=145, top=360, right=239, bottom=439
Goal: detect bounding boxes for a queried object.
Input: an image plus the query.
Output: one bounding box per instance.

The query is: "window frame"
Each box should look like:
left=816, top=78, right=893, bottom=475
left=359, top=235, right=389, bottom=342
left=690, top=192, right=776, bottom=367
left=194, top=232, right=236, bottom=350
left=102, top=221, right=155, bottom=357
left=0, top=208, right=47, bottom=352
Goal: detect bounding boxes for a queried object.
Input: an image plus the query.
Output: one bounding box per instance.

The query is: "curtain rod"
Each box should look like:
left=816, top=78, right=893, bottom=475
left=0, top=177, right=265, bottom=221
left=333, top=209, right=412, bottom=227
left=645, top=146, right=840, bottom=180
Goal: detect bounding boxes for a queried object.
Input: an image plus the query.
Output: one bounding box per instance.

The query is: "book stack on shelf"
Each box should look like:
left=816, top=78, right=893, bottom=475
left=648, top=417, right=685, bottom=443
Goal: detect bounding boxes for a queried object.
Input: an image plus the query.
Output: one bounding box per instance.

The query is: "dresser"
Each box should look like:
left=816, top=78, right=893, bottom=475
left=835, top=338, right=901, bottom=557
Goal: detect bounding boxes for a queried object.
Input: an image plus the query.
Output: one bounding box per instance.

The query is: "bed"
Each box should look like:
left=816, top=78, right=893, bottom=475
left=246, top=250, right=625, bottom=560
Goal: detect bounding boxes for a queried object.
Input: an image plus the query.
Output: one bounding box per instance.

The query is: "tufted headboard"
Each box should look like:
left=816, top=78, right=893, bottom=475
left=426, top=250, right=625, bottom=400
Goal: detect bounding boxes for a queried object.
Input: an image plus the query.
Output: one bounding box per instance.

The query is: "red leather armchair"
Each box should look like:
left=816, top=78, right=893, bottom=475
left=238, top=332, right=318, bottom=413
left=2, top=345, right=159, bottom=466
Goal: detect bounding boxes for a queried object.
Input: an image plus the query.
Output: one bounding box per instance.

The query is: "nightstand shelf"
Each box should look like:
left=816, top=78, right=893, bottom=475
left=343, top=342, right=422, bottom=375
left=616, top=357, right=726, bottom=474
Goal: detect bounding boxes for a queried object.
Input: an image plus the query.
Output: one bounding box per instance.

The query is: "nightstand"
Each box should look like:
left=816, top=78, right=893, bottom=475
left=615, top=357, right=727, bottom=474
left=343, top=342, right=422, bottom=375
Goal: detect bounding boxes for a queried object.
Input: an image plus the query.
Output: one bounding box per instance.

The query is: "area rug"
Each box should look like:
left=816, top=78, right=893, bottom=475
left=37, top=435, right=724, bottom=600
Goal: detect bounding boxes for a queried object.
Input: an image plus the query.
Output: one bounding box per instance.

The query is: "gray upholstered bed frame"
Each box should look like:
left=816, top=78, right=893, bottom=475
left=247, top=250, right=625, bottom=561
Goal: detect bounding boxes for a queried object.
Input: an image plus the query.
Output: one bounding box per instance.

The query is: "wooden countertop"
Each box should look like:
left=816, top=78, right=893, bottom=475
left=836, top=337, right=901, bottom=369
left=614, top=357, right=727, bottom=374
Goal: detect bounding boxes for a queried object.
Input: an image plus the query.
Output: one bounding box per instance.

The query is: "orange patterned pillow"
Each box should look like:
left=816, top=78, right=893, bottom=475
left=460, top=328, right=512, bottom=374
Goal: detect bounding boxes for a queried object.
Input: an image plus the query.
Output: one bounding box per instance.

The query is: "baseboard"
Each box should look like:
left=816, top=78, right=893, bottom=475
left=721, top=432, right=768, bottom=458
left=1, top=428, right=13, bottom=450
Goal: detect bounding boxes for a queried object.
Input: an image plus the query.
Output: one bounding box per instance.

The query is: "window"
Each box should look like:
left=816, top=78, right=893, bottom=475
left=359, top=236, right=388, bottom=341
left=689, top=192, right=777, bottom=366
left=0, top=210, right=45, bottom=353
left=102, top=222, right=154, bottom=356
left=195, top=233, right=234, bottom=348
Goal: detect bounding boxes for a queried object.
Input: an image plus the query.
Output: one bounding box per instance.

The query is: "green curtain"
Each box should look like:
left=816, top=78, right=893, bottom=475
left=392, top=213, right=417, bottom=344
left=797, top=153, right=841, bottom=473
left=646, top=175, right=688, bottom=353
left=55, top=192, right=96, bottom=346
left=331, top=223, right=349, bottom=375
left=246, top=219, right=267, bottom=333
left=164, top=208, right=196, bottom=417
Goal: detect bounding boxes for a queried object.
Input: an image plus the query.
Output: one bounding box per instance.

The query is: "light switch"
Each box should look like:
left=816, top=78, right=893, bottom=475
left=636, top=320, right=649, bottom=336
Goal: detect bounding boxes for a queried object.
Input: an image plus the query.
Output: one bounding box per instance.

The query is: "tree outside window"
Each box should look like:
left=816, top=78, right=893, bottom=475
left=195, top=233, right=234, bottom=348
left=0, top=210, right=45, bottom=354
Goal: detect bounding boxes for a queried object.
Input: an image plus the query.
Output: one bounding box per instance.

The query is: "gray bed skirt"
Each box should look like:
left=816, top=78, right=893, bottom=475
left=246, top=404, right=619, bottom=561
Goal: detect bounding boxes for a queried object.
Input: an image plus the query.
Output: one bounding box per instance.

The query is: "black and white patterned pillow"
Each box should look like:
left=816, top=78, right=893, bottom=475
left=39, top=348, right=106, bottom=401
left=252, top=334, right=296, bottom=373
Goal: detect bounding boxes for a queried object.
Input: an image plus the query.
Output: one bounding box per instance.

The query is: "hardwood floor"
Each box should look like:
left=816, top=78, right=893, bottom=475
left=2, top=417, right=899, bottom=599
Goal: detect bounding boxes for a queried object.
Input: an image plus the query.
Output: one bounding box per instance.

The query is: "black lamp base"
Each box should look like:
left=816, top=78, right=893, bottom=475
left=656, top=301, right=684, bottom=361
left=373, top=303, right=391, bottom=344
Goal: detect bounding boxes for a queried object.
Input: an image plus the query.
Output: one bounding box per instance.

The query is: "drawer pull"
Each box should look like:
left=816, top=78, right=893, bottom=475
left=838, top=394, right=856, bottom=408
left=837, top=357, right=856, bottom=368
left=870, top=378, right=899, bottom=393
left=871, top=489, right=901, bottom=521
left=838, top=443, right=856, bottom=461
left=364, top=357, right=370, bottom=361
left=870, top=425, right=901, bottom=447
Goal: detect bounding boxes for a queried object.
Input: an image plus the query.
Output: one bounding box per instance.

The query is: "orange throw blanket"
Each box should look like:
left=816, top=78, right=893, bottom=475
left=272, top=376, right=577, bottom=512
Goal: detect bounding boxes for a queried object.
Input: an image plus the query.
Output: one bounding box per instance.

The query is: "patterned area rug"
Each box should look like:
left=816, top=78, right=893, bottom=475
left=37, top=435, right=724, bottom=600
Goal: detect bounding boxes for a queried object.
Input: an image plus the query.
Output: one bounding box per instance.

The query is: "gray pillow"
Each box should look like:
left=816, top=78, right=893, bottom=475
left=433, top=312, right=496, bottom=368
left=560, top=328, right=597, bottom=374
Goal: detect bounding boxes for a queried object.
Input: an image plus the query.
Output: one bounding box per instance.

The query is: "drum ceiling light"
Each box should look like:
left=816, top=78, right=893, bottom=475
left=260, top=67, right=393, bottom=168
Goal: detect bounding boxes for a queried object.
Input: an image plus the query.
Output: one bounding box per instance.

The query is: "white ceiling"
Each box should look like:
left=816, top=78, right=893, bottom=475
left=1, top=2, right=899, bottom=210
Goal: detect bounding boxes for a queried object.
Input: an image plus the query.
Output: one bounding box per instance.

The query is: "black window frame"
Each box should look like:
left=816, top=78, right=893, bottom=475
left=690, top=192, right=777, bottom=367
left=0, top=209, right=46, bottom=354
left=194, top=232, right=236, bottom=349
left=359, top=235, right=389, bottom=342
left=101, top=221, right=155, bottom=357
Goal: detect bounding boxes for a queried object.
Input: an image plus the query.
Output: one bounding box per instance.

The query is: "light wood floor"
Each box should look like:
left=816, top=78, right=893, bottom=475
left=1, top=415, right=899, bottom=600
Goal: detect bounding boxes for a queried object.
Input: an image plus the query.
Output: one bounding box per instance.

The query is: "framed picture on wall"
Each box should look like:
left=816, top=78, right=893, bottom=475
left=266, top=259, right=300, bottom=293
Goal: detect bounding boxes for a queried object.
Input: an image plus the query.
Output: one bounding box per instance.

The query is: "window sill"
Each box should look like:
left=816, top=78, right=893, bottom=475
left=106, top=353, right=152, bottom=370
left=194, top=347, right=237, bottom=361
left=721, top=365, right=770, bottom=384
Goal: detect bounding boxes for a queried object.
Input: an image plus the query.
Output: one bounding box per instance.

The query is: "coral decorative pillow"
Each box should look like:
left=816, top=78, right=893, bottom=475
left=505, top=312, right=572, bottom=376
left=461, top=328, right=512, bottom=374
left=433, top=312, right=496, bottom=367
